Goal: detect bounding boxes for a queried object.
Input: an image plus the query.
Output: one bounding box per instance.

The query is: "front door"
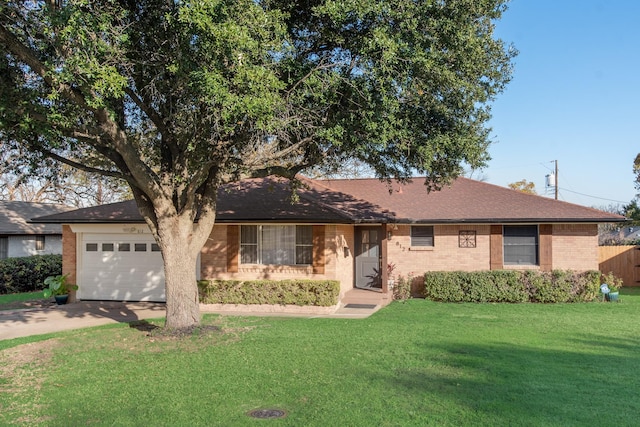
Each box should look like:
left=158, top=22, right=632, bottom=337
left=355, top=227, right=381, bottom=289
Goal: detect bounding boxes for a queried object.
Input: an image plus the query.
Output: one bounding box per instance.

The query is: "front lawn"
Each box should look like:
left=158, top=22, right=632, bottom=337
left=2, top=290, right=640, bottom=426
left=0, top=291, right=51, bottom=310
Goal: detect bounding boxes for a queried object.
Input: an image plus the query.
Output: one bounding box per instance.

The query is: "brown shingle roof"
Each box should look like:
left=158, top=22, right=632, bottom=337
left=216, top=177, right=349, bottom=222
left=305, top=177, right=625, bottom=223
left=33, top=177, right=351, bottom=224
left=32, top=176, right=625, bottom=224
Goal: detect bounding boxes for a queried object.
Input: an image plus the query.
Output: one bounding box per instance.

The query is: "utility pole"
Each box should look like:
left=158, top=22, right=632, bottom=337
left=554, top=159, right=558, bottom=200
left=545, top=160, right=558, bottom=200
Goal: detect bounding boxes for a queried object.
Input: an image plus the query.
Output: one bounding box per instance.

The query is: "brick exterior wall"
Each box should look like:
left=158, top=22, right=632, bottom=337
left=200, top=224, right=228, bottom=278
left=61, top=225, right=78, bottom=302
left=332, top=225, right=355, bottom=296
left=200, top=224, right=356, bottom=297
left=199, top=223, right=599, bottom=298
left=63, top=222, right=599, bottom=302
left=551, top=224, right=599, bottom=271
left=386, top=223, right=599, bottom=279
left=387, top=224, right=492, bottom=278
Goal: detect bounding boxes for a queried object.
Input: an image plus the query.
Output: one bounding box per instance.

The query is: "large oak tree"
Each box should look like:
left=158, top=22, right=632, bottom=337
left=0, top=0, right=515, bottom=330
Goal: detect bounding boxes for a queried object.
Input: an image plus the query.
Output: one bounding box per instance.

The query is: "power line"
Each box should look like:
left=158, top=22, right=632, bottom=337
left=557, top=187, right=629, bottom=204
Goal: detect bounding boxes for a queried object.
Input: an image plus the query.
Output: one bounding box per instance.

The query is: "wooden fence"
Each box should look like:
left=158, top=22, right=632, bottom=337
left=598, top=245, right=640, bottom=287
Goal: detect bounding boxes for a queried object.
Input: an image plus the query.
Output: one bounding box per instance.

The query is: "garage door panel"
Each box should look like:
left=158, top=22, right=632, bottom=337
left=81, top=234, right=166, bottom=302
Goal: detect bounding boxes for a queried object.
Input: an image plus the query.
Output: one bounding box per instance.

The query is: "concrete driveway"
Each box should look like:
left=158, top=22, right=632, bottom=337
left=0, top=301, right=166, bottom=341
left=0, top=301, right=378, bottom=341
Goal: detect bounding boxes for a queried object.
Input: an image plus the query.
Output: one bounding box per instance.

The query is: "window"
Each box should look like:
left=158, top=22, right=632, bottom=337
left=411, top=226, right=434, bottom=247
left=503, top=225, right=538, bottom=265
left=86, top=243, right=98, bottom=252
left=240, top=225, right=313, bottom=265
left=102, top=243, right=114, bottom=252
left=0, top=237, right=7, bottom=259
left=296, top=226, right=313, bottom=264
left=135, top=243, right=147, bottom=252
left=35, top=235, right=45, bottom=251
left=118, top=243, right=130, bottom=252
left=151, top=243, right=161, bottom=252
left=240, top=225, right=258, bottom=264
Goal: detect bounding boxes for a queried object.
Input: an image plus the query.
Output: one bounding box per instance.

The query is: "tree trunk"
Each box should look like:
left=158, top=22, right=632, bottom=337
left=155, top=217, right=208, bottom=330
left=162, top=243, right=200, bottom=330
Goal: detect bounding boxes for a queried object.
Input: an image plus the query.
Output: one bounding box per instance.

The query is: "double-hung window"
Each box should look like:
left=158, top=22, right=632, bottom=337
left=503, top=225, right=539, bottom=265
left=240, top=225, right=313, bottom=265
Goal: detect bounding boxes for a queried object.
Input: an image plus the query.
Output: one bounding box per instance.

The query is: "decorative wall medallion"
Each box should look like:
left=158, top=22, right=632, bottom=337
left=459, top=231, right=476, bottom=248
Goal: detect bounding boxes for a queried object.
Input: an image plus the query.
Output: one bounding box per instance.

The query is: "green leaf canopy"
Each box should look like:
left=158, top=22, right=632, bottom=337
left=0, top=0, right=514, bottom=203
left=0, top=0, right=515, bottom=329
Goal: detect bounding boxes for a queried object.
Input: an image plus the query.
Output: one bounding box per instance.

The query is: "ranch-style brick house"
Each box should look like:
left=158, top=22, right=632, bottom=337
left=33, top=176, right=624, bottom=305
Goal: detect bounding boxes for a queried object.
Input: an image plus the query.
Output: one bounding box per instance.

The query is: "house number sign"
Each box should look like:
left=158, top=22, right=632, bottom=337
left=122, top=227, right=144, bottom=234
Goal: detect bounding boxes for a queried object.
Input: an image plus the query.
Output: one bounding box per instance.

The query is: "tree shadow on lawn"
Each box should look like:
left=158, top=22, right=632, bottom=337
left=383, top=334, right=640, bottom=425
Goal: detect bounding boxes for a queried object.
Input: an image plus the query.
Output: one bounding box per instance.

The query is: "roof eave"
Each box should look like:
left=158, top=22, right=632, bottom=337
left=30, top=219, right=147, bottom=224
left=387, top=217, right=626, bottom=224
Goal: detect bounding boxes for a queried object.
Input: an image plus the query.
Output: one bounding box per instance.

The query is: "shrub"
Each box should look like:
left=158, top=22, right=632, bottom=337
left=600, top=271, right=623, bottom=293
left=198, top=279, right=340, bottom=306
left=423, top=270, right=601, bottom=303
left=423, top=271, right=465, bottom=302
left=0, top=254, right=62, bottom=295
left=393, top=273, right=412, bottom=302
left=575, top=270, right=601, bottom=302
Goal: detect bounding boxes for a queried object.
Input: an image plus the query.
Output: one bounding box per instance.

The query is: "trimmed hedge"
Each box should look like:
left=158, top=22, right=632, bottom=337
left=198, top=279, right=340, bottom=306
left=0, top=254, right=63, bottom=295
left=423, top=270, right=601, bottom=303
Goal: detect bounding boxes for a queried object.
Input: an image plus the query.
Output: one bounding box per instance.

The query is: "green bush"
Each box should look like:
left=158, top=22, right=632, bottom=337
left=198, top=279, right=340, bottom=306
left=423, top=272, right=465, bottom=302
left=423, top=270, right=600, bottom=303
left=393, top=274, right=412, bottom=301
left=0, top=254, right=63, bottom=295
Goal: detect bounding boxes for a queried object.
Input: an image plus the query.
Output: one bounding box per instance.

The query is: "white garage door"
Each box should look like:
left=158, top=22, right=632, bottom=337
left=80, top=233, right=166, bottom=302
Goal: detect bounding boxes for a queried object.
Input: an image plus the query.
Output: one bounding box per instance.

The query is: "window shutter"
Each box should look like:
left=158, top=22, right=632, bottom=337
left=312, top=225, right=325, bottom=274
left=227, top=225, right=239, bottom=273
left=539, top=224, right=553, bottom=271
left=490, top=225, right=503, bottom=270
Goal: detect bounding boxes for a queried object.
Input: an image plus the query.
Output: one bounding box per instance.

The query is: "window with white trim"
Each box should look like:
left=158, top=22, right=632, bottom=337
left=503, top=225, right=539, bottom=265
left=411, top=226, right=434, bottom=247
left=240, top=225, right=313, bottom=265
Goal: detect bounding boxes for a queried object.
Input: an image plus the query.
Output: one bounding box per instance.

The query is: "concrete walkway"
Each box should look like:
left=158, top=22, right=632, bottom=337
left=0, top=301, right=380, bottom=341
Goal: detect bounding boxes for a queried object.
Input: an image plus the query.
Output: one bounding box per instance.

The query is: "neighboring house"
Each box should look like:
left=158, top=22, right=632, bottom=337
left=0, top=201, right=74, bottom=259
left=32, top=177, right=625, bottom=303
left=599, top=225, right=639, bottom=246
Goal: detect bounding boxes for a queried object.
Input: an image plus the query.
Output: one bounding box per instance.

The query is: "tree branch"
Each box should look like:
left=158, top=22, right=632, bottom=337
left=39, top=149, right=127, bottom=181
left=0, top=23, right=91, bottom=111
left=124, top=87, right=170, bottom=137
left=0, top=22, right=168, bottom=203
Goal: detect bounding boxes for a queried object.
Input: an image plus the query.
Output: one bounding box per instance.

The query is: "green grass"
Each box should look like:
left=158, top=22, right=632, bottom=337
left=2, top=290, right=640, bottom=426
left=0, top=291, right=43, bottom=306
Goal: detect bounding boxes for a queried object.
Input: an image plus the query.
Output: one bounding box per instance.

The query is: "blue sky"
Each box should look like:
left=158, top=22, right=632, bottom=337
left=484, top=0, right=639, bottom=208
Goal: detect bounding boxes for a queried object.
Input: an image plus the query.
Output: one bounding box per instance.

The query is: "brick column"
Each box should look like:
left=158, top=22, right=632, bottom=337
left=61, top=225, right=78, bottom=302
